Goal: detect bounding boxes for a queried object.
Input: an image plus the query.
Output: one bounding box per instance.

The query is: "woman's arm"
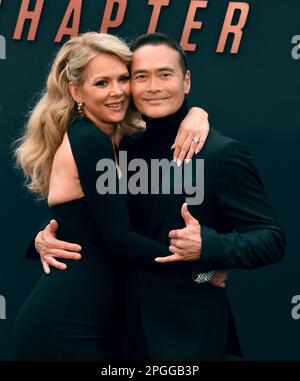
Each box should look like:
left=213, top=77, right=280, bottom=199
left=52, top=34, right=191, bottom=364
left=67, top=117, right=200, bottom=267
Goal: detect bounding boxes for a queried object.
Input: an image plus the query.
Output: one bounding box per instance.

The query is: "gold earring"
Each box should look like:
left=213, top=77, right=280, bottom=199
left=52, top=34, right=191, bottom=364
left=77, top=102, right=84, bottom=116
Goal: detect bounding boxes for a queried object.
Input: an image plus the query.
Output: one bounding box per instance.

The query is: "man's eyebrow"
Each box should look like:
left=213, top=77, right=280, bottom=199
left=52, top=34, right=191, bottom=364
left=132, top=69, right=147, bottom=75
left=157, top=67, right=175, bottom=72
left=132, top=67, right=175, bottom=74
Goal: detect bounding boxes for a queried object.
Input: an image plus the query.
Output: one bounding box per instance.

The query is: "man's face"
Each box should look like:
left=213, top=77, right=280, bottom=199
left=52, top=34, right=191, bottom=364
left=130, top=44, right=191, bottom=118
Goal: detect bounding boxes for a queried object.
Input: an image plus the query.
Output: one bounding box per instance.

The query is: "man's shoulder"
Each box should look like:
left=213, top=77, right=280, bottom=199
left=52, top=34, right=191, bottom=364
left=204, top=128, right=237, bottom=150
left=200, top=129, right=249, bottom=159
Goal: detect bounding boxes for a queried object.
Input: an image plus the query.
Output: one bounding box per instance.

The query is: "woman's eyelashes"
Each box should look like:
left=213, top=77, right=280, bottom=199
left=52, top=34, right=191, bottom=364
left=95, top=80, right=108, bottom=87
left=94, top=75, right=130, bottom=87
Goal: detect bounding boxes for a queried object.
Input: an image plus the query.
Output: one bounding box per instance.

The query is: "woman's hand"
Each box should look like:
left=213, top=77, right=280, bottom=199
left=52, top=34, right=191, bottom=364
left=172, top=107, right=209, bottom=165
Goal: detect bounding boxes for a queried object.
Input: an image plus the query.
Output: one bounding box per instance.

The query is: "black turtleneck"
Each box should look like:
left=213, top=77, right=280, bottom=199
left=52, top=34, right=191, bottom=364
left=130, top=101, right=188, bottom=235
left=141, top=100, right=189, bottom=148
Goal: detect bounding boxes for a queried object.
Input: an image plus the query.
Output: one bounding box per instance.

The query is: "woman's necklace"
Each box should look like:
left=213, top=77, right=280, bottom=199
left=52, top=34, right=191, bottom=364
left=112, top=137, right=122, bottom=179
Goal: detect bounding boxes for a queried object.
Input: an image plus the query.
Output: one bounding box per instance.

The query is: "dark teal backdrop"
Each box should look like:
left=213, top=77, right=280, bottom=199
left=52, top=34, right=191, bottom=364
left=0, top=0, right=299, bottom=361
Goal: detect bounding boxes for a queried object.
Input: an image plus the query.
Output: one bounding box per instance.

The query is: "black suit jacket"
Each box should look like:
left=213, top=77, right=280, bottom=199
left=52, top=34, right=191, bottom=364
left=121, top=128, right=286, bottom=361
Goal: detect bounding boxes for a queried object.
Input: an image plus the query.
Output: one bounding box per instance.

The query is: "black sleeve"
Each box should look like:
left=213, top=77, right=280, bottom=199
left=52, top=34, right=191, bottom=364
left=67, top=119, right=173, bottom=267
left=194, top=140, right=286, bottom=271
left=24, top=133, right=141, bottom=261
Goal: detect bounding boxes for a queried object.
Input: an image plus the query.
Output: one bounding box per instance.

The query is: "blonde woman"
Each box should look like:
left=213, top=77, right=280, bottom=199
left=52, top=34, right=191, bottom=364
left=13, top=32, right=210, bottom=360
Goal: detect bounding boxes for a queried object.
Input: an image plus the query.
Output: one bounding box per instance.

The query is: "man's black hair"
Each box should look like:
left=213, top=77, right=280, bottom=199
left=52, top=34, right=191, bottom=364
left=130, top=33, right=189, bottom=75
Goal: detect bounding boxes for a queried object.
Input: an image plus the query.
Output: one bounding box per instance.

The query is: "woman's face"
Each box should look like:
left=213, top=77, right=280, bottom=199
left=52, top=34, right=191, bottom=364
left=70, top=52, right=131, bottom=131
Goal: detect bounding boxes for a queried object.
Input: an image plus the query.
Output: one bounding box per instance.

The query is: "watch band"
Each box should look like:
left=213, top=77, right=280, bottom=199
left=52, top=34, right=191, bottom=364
left=192, top=270, right=215, bottom=284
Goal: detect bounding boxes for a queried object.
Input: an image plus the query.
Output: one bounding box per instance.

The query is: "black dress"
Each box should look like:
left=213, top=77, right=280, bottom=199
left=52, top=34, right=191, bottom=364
left=12, top=116, right=172, bottom=361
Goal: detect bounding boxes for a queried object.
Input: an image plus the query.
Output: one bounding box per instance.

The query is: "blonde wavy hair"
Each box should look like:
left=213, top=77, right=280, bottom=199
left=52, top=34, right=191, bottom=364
left=15, top=32, right=143, bottom=198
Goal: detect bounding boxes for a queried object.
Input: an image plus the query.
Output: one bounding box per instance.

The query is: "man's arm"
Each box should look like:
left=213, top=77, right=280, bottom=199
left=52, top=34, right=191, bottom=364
left=155, top=203, right=228, bottom=287
left=159, top=140, right=286, bottom=272
left=34, top=210, right=228, bottom=287
left=198, top=140, right=286, bottom=270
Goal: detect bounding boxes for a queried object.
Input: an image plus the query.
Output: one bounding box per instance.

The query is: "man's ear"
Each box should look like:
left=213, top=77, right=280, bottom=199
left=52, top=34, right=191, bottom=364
left=69, top=82, right=82, bottom=103
left=184, top=70, right=191, bottom=95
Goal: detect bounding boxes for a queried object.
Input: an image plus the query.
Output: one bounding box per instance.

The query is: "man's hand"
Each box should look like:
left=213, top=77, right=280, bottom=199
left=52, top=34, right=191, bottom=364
left=172, top=107, right=209, bottom=166
left=35, top=220, right=82, bottom=274
left=209, top=270, right=229, bottom=288
left=155, top=203, right=201, bottom=263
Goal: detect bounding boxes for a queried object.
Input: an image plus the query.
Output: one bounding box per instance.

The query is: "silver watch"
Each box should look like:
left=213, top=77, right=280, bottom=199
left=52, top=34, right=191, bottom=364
left=192, top=271, right=215, bottom=284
